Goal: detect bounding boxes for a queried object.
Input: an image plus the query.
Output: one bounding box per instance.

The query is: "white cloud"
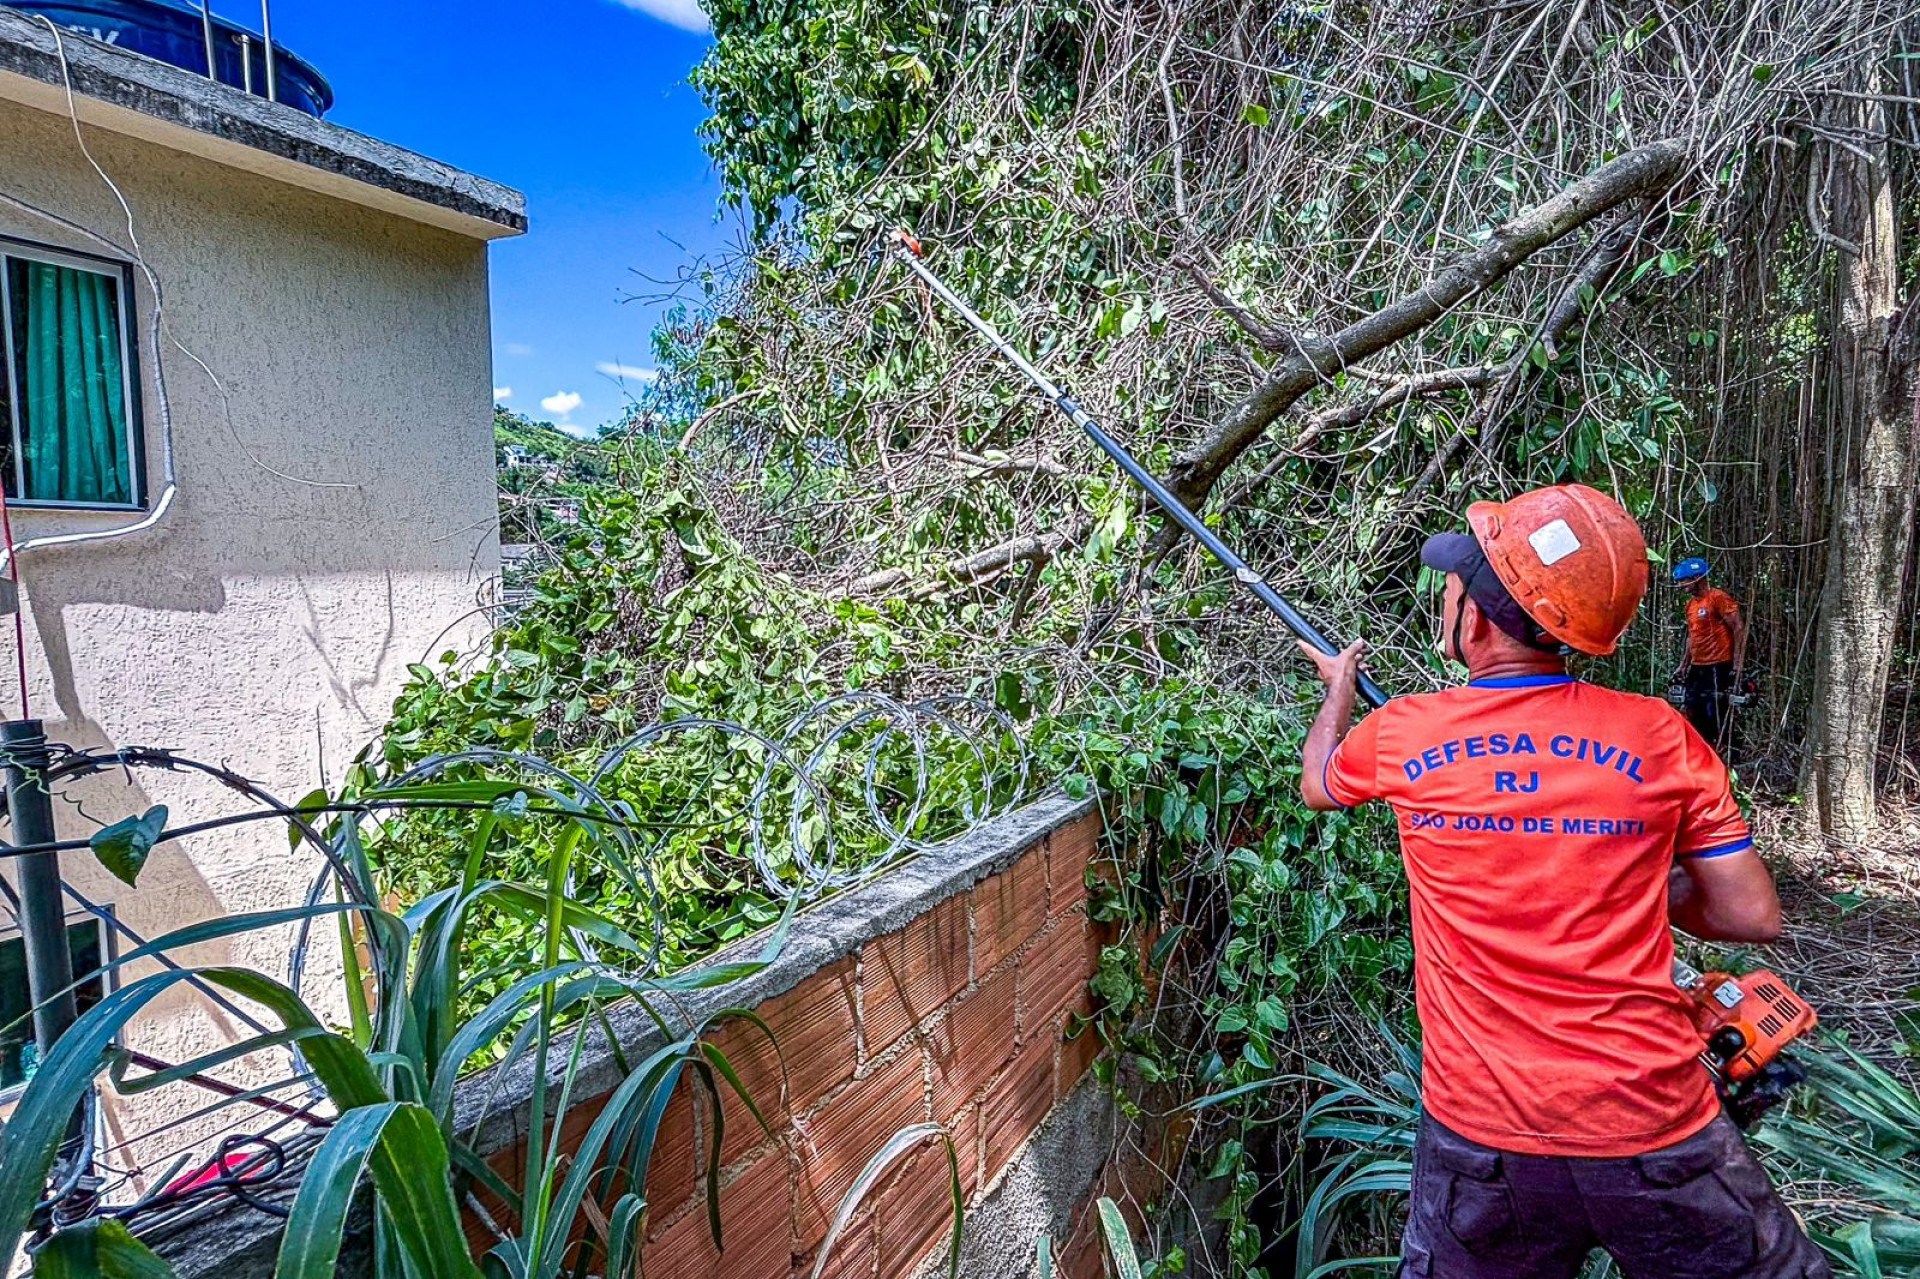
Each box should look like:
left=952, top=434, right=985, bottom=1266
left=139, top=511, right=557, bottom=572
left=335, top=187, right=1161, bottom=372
left=493, top=386, right=513, bottom=402
left=540, top=391, right=584, bottom=419
left=609, top=0, right=710, bottom=33
left=504, top=343, right=535, bottom=358
left=556, top=421, right=598, bottom=440
left=595, top=362, right=658, bottom=383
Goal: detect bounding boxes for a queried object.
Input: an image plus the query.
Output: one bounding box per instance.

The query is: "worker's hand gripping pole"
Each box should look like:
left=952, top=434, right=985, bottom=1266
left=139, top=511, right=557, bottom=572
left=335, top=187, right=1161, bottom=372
left=890, top=230, right=1390, bottom=710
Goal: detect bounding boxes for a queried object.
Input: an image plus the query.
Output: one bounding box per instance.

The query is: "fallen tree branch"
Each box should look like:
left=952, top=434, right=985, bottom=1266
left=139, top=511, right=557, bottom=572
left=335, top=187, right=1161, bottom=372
left=1162, top=138, right=1689, bottom=513
left=1218, top=202, right=1657, bottom=514
left=678, top=387, right=768, bottom=450
left=1218, top=363, right=1499, bottom=512
left=849, top=519, right=1089, bottom=600
left=1397, top=205, right=1654, bottom=509
left=948, top=450, right=1070, bottom=479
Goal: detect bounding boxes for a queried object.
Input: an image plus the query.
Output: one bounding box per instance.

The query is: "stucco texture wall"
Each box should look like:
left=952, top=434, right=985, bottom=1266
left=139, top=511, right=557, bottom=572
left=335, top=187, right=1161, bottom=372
left=0, top=93, right=501, bottom=1176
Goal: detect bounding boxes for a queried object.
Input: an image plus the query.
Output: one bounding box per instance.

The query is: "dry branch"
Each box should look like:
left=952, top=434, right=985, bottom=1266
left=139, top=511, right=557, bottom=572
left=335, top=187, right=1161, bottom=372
left=1172, top=253, right=1293, bottom=351
left=1163, top=138, right=1690, bottom=513
left=849, top=520, right=1086, bottom=600
left=1398, top=206, right=1656, bottom=508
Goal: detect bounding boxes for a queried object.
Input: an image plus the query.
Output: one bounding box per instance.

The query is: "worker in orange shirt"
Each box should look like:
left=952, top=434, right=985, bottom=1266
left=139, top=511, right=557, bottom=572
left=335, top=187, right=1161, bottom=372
left=1672, top=556, right=1747, bottom=756
left=1296, top=486, right=1825, bottom=1278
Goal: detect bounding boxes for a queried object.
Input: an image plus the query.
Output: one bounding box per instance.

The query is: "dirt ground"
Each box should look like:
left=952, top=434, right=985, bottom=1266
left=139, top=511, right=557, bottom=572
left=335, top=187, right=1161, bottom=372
left=1752, top=798, right=1920, bottom=1073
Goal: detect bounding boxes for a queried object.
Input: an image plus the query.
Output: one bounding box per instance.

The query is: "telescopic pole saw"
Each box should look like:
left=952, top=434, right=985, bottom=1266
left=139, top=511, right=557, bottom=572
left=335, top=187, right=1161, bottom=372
left=890, top=230, right=1390, bottom=711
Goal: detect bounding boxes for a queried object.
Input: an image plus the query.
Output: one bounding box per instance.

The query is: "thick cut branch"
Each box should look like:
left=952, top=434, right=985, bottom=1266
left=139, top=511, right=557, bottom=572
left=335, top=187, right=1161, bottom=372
left=1164, top=138, right=1688, bottom=511
left=1223, top=205, right=1651, bottom=513
left=949, top=451, right=1070, bottom=479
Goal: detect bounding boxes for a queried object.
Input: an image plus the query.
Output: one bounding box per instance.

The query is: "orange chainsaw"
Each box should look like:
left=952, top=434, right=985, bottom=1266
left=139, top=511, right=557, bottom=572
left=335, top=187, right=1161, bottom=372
left=1673, top=959, right=1818, bottom=1128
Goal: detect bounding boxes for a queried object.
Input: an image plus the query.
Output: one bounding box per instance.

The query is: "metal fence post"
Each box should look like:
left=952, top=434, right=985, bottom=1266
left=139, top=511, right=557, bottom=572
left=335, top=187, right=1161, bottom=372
left=3, top=719, right=76, bottom=1055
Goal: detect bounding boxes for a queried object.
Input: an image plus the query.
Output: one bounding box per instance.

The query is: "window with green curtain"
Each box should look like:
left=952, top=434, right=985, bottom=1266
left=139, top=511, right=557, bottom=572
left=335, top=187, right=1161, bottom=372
left=3, top=253, right=136, bottom=506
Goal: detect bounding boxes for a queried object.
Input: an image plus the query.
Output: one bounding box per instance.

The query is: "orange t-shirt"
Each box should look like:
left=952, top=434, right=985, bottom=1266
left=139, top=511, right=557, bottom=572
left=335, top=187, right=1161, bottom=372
left=1325, top=675, right=1749, bottom=1156
left=1685, top=588, right=1741, bottom=666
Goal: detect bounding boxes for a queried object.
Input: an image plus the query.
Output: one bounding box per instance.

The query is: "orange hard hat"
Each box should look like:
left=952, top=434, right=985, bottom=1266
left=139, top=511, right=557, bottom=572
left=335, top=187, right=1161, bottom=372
left=1463, top=484, right=1649, bottom=656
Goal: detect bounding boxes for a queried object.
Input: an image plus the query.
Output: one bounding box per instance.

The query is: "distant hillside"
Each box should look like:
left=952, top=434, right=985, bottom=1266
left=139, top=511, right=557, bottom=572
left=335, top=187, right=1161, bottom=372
left=494, top=408, right=612, bottom=544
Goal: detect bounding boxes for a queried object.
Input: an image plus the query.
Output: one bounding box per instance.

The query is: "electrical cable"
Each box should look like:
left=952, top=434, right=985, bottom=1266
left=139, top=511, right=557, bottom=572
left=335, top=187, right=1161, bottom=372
left=0, top=17, right=364, bottom=589
left=104, top=1134, right=293, bottom=1225
left=0, top=19, right=180, bottom=576
left=1, top=791, right=822, bottom=860
left=93, top=1074, right=320, bottom=1162
left=39, top=15, right=354, bottom=494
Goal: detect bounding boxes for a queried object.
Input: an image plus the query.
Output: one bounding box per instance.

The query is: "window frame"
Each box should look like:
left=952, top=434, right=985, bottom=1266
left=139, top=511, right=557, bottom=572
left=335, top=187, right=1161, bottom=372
left=0, top=906, right=117, bottom=1105
left=0, top=234, right=148, bottom=512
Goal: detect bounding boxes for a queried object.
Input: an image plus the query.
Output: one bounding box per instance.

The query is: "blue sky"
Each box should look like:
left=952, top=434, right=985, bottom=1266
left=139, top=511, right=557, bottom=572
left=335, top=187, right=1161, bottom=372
left=261, top=0, right=738, bottom=434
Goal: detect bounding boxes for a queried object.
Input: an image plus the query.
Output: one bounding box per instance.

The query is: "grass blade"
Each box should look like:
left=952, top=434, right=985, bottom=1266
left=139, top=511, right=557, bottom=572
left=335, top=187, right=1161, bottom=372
left=277, top=1101, right=481, bottom=1279
left=810, top=1123, right=961, bottom=1279
left=1096, top=1197, right=1144, bottom=1279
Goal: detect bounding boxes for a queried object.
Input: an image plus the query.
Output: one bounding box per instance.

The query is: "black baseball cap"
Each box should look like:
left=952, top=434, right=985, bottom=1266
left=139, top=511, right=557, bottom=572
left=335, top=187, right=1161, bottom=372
left=1421, top=532, right=1560, bottom=651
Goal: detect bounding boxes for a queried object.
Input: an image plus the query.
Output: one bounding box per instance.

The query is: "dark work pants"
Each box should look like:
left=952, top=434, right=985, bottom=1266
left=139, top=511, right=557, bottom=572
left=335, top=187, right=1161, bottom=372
left=1685, top=662, right=1735, bottom=755
left=1399, top=1112, right=1832, bottom=1278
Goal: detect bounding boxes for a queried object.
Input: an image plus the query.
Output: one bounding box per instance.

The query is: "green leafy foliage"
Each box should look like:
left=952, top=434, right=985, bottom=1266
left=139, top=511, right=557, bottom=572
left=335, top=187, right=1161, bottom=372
left=30, top=1221, right=177, bottom=1278
left=380, top=440, right=1033, bottom=985
left=87, top=805, right=167, bottom=887
left=1025, top=678, right=1408, bottom=1273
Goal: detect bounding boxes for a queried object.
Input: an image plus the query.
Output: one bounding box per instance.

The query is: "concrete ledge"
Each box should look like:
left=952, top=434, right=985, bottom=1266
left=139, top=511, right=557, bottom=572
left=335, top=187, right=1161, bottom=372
left=0, top=9, right=526, bottom=240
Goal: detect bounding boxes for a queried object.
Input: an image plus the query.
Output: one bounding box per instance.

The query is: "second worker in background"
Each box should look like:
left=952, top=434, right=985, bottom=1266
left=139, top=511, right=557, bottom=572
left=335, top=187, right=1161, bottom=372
left=1673, top=556, right=1746, bottom=758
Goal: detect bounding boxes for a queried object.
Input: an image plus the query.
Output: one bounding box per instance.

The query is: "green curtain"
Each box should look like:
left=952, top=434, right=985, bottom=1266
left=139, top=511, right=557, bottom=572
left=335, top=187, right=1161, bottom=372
left=9, top=259, right=131, bottom=505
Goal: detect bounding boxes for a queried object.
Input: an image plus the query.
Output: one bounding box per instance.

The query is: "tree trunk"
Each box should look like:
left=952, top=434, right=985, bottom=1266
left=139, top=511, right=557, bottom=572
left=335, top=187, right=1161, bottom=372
left=1804, top=81, right=1914, bottom=843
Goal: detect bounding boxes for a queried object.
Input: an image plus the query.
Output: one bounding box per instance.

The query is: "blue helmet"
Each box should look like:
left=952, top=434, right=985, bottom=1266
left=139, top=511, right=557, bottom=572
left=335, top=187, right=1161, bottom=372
left=1672, top=557, right=1710, bottom=584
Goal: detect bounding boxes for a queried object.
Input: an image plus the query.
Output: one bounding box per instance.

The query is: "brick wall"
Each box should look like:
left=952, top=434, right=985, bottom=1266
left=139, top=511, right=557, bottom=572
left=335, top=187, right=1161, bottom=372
left=639, top=810, right=1105, bottom=1278
left=152, top=794, right=1119, bottom=1279
left=460, top=797, right=1112, bottom=1279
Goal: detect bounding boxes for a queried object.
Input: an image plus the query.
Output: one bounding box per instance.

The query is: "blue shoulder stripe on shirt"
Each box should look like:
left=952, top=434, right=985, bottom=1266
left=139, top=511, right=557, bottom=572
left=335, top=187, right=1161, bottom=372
left=1321, top=751, right=1352, bottom=810
left=1678, top=837, right=1754, bottom=860
left=1467, top=674, right=1578, bottom=689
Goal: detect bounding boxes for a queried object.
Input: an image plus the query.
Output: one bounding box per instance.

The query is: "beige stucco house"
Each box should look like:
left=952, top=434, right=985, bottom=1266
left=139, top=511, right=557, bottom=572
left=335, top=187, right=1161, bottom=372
left=0, top=7, right=522, bottom=1173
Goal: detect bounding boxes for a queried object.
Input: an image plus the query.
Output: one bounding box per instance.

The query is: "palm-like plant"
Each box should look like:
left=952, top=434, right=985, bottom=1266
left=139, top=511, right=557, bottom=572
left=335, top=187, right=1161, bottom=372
left=1290, top=1032, right=1920, bottom=1279
left=0, top=763, right=785, bottom=1278
left=1755, top=1042, right=1920, bottom=1276
left=1290, top=1031, right=1421, bottom=1279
